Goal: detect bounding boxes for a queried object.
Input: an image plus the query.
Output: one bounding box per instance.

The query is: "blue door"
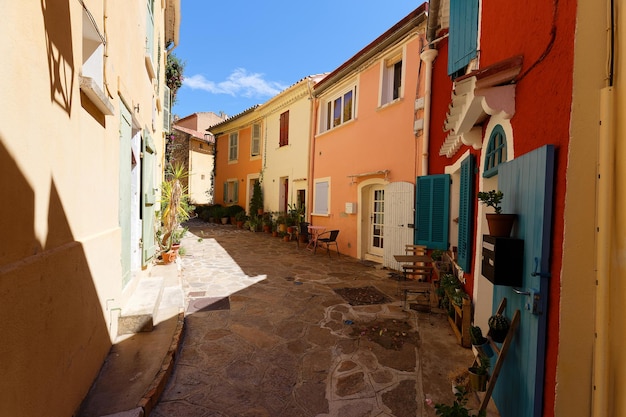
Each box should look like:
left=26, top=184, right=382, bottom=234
left=492, top=145, right=555, bottom=417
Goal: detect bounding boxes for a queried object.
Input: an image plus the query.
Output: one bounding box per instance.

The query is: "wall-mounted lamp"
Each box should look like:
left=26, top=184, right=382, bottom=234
left=134, top=103, right=140, bottom=113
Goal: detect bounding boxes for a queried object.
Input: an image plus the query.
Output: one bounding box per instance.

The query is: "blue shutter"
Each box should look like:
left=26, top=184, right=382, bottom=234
left=457, top=155, right=475, bottom=271
left=448, top=0, right=479, bottom=76
left=415, top=174, right=450, bottom=250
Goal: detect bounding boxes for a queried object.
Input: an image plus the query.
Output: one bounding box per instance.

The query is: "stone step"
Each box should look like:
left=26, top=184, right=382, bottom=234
left=118, top=277, right=164, bottom=335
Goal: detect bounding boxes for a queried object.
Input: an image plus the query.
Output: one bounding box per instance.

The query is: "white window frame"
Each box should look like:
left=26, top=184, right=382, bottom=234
left=251, top=123, right=261, bottom=157
left=228, top=132, right=239, bottom=162
left=313, top=177, right=331, bottom=216
left=318, top=84, right=357, bottom=134
left=380, top=48, right=405, bottom=107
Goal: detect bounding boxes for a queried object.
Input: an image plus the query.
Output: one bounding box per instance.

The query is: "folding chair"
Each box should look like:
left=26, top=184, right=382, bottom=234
left=314, top=230, right=340, bottom=257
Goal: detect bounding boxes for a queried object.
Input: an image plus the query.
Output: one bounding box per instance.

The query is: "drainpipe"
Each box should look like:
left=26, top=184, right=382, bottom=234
left=420, top=48, right=438, bottom=176
left=308, top=80, right=318, bottom=224
left=593, top=86, right=614, bottom=417
left=419, top=0, right=440, bottom=176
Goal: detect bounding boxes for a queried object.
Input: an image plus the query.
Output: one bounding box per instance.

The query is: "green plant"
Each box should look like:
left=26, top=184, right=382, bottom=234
left=488, top=314, right=510, bottom=331
left=431, top=249, right=445, bottom=261
left=178, top=246, right=187, bottom=256
left=235, top=211, right=248, bottom=222
left=432, top=387, right=486, bottom=417
left=250, top=181, right=263, bottom=214
left=469, top=326, right=487, bottom=346
left=287, top=203, right=306, bottom=225
left=477, top=190, right=504, bottom=214
left=227, top=204, right=245, bottom=218
left=172, top=226, right=188, bottom=245
left=158, top=163, right=193, bottom=252
left=165, top=53, right=185, bottom=103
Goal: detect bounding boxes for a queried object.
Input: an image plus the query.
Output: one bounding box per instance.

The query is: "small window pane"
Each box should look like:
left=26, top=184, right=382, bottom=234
left=333, top=97, right=342, bottom=127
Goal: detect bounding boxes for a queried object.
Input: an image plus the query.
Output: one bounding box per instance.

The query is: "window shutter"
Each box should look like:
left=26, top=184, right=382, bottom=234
left=314, top=181, right=329, bottom=214
left=163, top=85, right=171, bottom=132
left=223, top=182, right=228, bottom=203
left=457, top=155, right=475, bottom=271
left=233, top=181, right=239, bottom=203
left=415, top=174, right=450, bottom=250
left=251, top=124, right=261, bottom=156
left=448, top=0, right=479, bottom=76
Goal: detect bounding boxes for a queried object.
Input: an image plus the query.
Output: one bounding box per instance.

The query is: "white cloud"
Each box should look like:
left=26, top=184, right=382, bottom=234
left=183, top=68, right=287, bottom=98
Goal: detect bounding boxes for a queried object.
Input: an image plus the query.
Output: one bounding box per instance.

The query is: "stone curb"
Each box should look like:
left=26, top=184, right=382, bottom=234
left=137, top=311, right=186, bottom=416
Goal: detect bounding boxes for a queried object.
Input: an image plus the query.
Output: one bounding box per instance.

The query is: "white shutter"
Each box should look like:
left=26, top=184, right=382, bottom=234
left=383, top=181, right=415, bottom=270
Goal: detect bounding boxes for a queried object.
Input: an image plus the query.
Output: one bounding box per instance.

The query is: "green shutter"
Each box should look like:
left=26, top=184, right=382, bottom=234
left=233, top=181, right=239, bottom=203
left=457, top=155, right=475, bottom=271
left=223, top=182, right=228, bottom=203
left=415, top=174, right=450, bottom=250
left=448, top=0, right=479, bottom=76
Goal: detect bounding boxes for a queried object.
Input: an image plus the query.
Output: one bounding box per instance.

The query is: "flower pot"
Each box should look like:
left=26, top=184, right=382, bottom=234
left=221, top=216, right=229, bottom=225
left=236, top=221, right=244, bottom=228
left=283, top=235, right=290, bottom=242
left=161, top=251, right=177, bottom=264
left=263, top=225, right=271, bottom=233
left=278, top=224, right=287, bottom=233
left=485, top=213, right=517, bottom=237
left=489, top=328, right=508, bottom=343
left=272, top=231, right=278, bottom=237
left=468, top=367, right=488, bottom=392
left=473, top=340, right=494, bottom=358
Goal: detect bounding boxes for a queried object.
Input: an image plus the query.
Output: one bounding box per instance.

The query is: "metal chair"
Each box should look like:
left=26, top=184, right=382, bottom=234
left=314, top=230, right=340, bottom=257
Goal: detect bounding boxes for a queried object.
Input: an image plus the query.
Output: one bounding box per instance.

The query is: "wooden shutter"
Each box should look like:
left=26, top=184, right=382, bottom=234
left=251, top=123, right=261, bottom=156
left=415, top=174, right=450, bottom=250
left=280, top=111, right=289, bottom=146
left=448, top=0, right=479, bottom=76
left=223, top=182, right=228, bottom=203
left=233, top=181, right=239, bottom=203
left=457, top=155, right=475, bottom=271
left=163, top=85, right=171, bottom=132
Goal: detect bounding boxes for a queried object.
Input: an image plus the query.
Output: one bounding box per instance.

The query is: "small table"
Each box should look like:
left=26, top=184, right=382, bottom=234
left=306, top=225, right=326, bottom=251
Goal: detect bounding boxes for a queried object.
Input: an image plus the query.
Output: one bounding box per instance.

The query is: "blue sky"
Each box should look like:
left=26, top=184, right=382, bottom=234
left=171, top=1, right=424, bottom=119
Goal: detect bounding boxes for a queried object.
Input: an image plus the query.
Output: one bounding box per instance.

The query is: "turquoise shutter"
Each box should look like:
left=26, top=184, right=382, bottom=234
left=448, top=0, right=479, bottom=76
left=415, top=174, right=450, bottom=250
left=457, top=155, right=475, bottom=271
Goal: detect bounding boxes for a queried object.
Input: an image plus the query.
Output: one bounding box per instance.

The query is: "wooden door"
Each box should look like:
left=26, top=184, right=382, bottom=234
left=368, top=185, right=385, bottom=256
left=492, top=145, right=555, bottom=417
left=119, top=103, right=132, bottom=286
left=141, top=132, right=157, bottom=267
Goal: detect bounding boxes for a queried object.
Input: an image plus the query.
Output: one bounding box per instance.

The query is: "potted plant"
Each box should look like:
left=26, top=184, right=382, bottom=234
left=449, top=368, right=470, bottom=394
left=249, top=181, right=264, bottom=216
left=227, top=204, right=245, bottom=225
left=234, top=211, right=248, bottom=228
left=469, top=325, right=494, bottom=358
left=262, top=212, right=273, bottom=233
left=468, top=357, right=490, bottom=392
left=488, top=313, right=510, bottom=343
left=477, top=190, right=517, bottom=237
left=157, top=163, right=194, bottom=262
left=432, top=387, right=486, bottom=417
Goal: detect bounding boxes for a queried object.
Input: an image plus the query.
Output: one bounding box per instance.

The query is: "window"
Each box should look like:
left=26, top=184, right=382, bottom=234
left=224, top=179, right=239, bottom=203
left=79, top=4, right=114, bottom=114
left=483, top=125, right=507, bottom=178
left=313, top=178, right=330, bottom=215
left=319, top=85, right=357, bottom=133
left=279, top=112, right=289, bottom=147
left=448, top=0, right=479, bottom=77
left=251, top=123, right=261, bottom=156
left=228, top=133, right=238, bottom=162
left=415, top=174, right=450, bottom=250
left=381, top=54, right=403, bottom=105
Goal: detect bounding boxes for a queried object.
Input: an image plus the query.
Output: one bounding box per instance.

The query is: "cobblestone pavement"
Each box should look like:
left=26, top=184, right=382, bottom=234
left=151, top=220, right=475, bottom=417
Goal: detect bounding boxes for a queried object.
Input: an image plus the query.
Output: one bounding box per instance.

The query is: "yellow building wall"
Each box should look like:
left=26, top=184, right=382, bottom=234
left=189, top=139, right=214, bottom=204
left=0, top=1, right=171, bottom=415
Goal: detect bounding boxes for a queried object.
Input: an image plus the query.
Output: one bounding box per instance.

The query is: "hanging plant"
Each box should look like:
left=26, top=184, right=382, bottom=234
left=165, top=53, right=185, bottom=103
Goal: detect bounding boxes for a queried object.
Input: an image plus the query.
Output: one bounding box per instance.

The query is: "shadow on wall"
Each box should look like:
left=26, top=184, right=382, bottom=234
left=0, top=139, right=110, bottom=417
left=41, top=0, right=74, bottom=116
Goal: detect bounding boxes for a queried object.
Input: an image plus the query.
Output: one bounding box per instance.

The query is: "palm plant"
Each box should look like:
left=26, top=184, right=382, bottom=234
left=159, top=163, right=193, bottom=251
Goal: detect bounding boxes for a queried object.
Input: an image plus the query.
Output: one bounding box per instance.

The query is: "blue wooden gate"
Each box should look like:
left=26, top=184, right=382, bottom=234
left=492, top=145, right=555, bottom=417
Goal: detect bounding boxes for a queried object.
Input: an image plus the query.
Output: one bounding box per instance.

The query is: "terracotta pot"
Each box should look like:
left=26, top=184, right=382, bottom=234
left=236, top=221, right=244, bottom=228
left=161, top=251, right=176, bottom=264
left=468, top=368, right=488, bottom=392
left=485, top=213, right=517, bottom=237
left=263, top=225, right=271, bottom=233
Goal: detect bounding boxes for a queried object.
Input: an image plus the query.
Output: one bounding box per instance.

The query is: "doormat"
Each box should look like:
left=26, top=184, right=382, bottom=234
left=334, top=286, right=391, bottom=306
left=187, top=297, right=230, bottom=314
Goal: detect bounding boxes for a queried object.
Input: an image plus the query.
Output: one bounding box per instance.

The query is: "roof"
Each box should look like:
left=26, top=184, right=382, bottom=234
left=172, top=125, right=215, bottom=143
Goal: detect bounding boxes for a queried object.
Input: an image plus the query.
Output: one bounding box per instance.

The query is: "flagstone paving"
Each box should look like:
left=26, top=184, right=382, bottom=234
left=151, top=220, right=476, bottom=417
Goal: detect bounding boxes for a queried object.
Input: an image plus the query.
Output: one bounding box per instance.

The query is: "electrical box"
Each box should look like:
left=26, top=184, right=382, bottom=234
left=345, top=202, right=357, bottom=214
left=481, top=235, right=524, bottom=287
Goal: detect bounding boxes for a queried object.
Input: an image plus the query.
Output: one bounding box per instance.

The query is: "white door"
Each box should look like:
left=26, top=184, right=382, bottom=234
left=368, top=186, right=385, bottom=257
left=383, top=182, right=415, bottom=269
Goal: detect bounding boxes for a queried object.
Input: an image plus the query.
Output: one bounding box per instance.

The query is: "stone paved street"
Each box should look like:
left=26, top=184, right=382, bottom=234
left=151, top=220, right=475, bottom=417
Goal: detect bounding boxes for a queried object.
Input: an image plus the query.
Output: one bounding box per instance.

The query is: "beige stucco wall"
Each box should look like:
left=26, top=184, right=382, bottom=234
left=0, top=1, right=170, bottom=415
left=189, top=139, right=214, bottom=204
left=262, top=87, right=314, bottom=214
left=557, top=0, right=619, bottom=416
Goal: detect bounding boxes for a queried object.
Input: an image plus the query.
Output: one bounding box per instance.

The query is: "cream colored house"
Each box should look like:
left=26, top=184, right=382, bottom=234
left=0, top=1, right=179, bottom=416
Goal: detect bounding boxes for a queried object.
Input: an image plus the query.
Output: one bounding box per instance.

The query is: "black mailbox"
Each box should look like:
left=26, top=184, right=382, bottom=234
left=481, top=235, right=524, bottom=286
